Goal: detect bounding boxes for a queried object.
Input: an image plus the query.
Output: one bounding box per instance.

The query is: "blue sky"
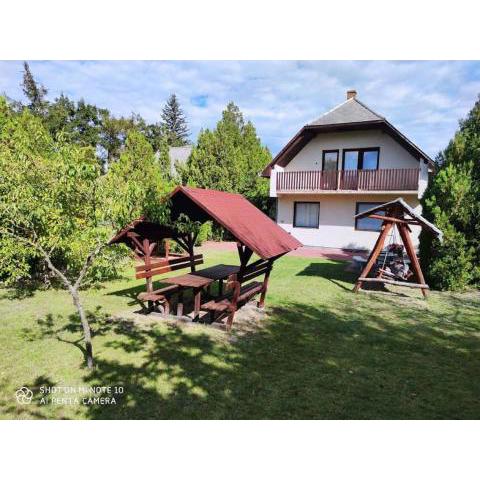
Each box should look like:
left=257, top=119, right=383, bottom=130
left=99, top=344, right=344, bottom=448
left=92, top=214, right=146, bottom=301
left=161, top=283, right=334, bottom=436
left=1, top=60, right=479, bottom=158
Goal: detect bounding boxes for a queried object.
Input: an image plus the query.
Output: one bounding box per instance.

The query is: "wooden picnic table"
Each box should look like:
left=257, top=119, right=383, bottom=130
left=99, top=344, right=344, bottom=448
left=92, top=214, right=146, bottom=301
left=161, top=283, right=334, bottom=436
left=194, top=264, right=240, bottom=295
left=162, top=273, right=213, bottom=319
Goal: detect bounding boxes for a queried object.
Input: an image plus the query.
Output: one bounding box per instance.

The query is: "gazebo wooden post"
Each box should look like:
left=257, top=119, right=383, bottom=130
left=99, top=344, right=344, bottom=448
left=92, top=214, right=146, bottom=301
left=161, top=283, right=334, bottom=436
left=258, top=259, right=273, bottom=308
left=142, top=239, right=154, bottom=311
left=353, top=221, right=393, bottom=293
left=397, top=223, right=428, bottom=298
left=126, top=236, right=157, bottom=312
left=142, top=239, right=153, bottom=295
left=224, top=242, right=252, bottom=296
left=185, top=232, right=196, bottom=272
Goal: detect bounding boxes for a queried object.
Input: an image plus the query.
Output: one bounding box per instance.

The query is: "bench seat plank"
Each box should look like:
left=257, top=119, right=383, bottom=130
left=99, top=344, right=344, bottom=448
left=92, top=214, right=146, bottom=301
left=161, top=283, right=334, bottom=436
left=137, top=284, right=179, bottom=301
left=201, top=281, right=262, bottom=312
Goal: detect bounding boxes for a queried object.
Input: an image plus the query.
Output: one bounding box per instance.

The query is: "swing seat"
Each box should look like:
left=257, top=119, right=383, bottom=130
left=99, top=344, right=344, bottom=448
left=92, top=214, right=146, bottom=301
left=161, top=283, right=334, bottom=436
left=377, top=267, right=413, bottom=282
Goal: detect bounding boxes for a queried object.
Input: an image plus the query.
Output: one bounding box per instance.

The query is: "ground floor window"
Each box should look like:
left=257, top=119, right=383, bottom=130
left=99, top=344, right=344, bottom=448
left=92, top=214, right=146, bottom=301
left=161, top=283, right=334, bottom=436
left=294, top=202, right=320, bottom=228
left=355, top=202, right=384, bottom=231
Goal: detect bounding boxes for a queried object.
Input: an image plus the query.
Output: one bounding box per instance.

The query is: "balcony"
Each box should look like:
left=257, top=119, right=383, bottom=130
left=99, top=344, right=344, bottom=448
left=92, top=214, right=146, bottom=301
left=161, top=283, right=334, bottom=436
left=276, top=168, right=419, bottom=193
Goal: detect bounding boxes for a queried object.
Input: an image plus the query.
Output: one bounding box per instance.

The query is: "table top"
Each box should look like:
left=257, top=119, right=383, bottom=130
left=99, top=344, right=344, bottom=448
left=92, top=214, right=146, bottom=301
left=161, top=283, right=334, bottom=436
left=162, top=273, right=214, bottom=288
left=194, top=264, right=240, bottom=281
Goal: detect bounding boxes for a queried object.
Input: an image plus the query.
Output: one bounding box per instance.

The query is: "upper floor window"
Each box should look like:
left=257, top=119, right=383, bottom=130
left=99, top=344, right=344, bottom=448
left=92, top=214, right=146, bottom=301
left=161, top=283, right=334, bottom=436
left=322, top=150, right=339, bottom=171
left=342, top=148, right=379, bottom=170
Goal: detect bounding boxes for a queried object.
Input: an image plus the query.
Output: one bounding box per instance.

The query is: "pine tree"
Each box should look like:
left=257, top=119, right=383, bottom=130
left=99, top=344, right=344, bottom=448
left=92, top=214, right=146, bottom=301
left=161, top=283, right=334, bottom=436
left=161, top=94, right=189, bottom=146
left=21, top=61, right=48, bottom=116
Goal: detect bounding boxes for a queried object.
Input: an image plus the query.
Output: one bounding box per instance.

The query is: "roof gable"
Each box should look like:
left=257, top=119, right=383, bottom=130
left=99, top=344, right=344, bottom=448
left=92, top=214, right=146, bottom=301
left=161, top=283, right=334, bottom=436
left=170, top=187, right=302, bottom=259
left=261, top=95, right=434, bottom=177
left=309, top=98, right=383, bottom=126
left=355, top=197, right=443, bottom=241
left=110, top=186, right=303, bottom=259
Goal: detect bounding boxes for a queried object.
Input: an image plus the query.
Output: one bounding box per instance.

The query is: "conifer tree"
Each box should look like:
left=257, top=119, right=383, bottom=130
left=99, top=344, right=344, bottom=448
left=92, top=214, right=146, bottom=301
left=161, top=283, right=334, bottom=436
left=21, top=61, right=48, bottom=116
left=161, top=94, right=189, bottom=146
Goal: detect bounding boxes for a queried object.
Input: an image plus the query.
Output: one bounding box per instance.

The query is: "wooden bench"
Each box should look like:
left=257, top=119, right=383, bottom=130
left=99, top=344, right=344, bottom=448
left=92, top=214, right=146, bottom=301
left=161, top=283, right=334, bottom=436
left=201, top=259, right=272, bottom=330
left=136, top=253, right=204, bottom=314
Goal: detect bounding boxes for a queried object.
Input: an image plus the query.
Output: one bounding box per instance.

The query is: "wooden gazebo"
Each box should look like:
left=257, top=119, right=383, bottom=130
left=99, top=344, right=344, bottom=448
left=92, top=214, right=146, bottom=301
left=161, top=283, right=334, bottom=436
left=110, top=187, right=302, bottom=326
left=353, top=198, right=442, bottom=297
left=110, top=186, right=302, bottom=270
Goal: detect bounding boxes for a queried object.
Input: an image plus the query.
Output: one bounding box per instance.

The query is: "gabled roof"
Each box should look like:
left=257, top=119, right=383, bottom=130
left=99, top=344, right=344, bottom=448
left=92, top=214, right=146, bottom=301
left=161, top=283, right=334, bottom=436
left=108, top=217, right=179, bottom=248
left=354, top=197, right=443, bottom=241
left=309, top=97, right=384, bottom=126
left=261, top=96, right=435, bottom=177
left=109, top=187, right=302, bottom=260
left=170, top=186, right=302, bottom=259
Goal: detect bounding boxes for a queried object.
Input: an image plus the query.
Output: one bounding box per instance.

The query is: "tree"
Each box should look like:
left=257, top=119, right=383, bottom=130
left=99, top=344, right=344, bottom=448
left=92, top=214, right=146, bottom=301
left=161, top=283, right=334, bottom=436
left=104, top=129, right=173, bottom=228
left=420, top=94, right=480, bottom=290
left=98, top=112, right=132, bottom=171
left=21, top=62, right=48, bottom=116
left=155, top=124, right=172, bottom=178
left=44, top=93, right=76, bottom=139
left=161, top=94, right=189, bottom=146
left=179, top=102, right=271, bottom=211
left=0, top=98, right=171, bottom=367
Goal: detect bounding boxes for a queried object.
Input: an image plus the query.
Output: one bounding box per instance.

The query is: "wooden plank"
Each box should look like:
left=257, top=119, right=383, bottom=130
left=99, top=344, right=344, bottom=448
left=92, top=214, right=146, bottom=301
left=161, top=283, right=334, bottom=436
left=368, top=214, right=411, bottom=224
left=138, top=284, right=178, bottom=300
left=135, top=259, right=203, bottom=279
left=241, top=267, right=270, bottom=282
left=358, top=278, right=429, bottom=289
left=135, top=254, right=203, bottom=272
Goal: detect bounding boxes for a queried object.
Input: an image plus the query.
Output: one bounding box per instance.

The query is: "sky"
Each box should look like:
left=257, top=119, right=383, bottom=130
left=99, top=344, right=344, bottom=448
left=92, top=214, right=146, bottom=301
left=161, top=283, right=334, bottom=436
left=1, top=60, right=479, bottom=158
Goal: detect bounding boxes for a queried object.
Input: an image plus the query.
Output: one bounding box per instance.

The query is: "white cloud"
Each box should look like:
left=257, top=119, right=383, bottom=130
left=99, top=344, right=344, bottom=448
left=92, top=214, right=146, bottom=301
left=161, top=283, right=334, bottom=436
left=0, top=60, right=479, bottom=158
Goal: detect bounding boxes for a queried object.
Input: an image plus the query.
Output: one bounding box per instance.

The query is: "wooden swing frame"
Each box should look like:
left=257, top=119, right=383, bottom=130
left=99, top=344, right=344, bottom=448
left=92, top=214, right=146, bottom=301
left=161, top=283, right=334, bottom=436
left=352, top=201, right=435, bottom=298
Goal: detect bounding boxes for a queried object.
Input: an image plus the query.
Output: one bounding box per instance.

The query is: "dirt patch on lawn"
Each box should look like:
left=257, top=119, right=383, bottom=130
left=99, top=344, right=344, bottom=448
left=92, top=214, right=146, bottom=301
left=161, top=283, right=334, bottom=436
left=110, top=301, right=269, bottom=340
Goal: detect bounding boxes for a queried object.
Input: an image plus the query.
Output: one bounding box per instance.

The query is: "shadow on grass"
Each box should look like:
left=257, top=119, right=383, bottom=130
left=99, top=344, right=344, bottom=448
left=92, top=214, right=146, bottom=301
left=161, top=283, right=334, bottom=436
left=0, top=282, right=39, bottom=300
left=296, top=261, right=358, bottom=292
left=14, top=265, right=480, bottom=420
left=0, top=375, right=70, bottom=420
left=106, top=280, right=182, bottom=310
left=20, top=306, right=112, bottom=367
left=69, top=298, right=480, bottom=418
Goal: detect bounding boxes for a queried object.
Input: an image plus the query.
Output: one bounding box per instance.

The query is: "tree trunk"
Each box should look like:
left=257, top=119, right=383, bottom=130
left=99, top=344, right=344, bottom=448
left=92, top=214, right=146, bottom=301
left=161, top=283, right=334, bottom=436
left=70, top=288, right=94, bottom=369
left=21, top=238, right=103, bottom=369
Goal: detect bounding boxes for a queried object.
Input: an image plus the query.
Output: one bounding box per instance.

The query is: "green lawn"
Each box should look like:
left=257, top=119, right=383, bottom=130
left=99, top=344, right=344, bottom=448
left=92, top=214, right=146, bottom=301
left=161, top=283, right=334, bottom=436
left=1, top=248, right=479, bottom=419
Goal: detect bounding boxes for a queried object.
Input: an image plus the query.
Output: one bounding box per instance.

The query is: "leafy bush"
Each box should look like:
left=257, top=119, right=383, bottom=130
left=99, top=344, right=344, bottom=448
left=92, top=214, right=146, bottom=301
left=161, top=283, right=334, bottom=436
left=420, top=96, right=480, bottom=291
left=195, top=221, right=212, bottom=245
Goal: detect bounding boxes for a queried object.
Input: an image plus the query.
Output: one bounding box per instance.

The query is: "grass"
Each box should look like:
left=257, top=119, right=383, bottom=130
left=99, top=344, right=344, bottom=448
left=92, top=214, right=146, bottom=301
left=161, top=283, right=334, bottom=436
left=1, top=247, right=479, bottom=419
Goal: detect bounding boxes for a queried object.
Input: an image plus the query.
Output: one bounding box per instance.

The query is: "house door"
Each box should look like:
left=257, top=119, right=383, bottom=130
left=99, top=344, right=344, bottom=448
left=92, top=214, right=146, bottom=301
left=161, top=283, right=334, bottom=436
left=342, top=150, right=360, bottom=189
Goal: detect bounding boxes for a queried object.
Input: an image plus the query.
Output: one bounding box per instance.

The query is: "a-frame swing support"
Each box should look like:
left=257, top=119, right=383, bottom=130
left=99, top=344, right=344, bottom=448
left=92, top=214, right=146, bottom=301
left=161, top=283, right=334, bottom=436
left=353, top=204, right=430, bottom=298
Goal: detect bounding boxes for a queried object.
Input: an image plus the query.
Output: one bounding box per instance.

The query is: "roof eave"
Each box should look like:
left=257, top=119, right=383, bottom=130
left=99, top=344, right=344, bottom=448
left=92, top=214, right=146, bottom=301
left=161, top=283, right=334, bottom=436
left=261, top=119, right=435, bottom=176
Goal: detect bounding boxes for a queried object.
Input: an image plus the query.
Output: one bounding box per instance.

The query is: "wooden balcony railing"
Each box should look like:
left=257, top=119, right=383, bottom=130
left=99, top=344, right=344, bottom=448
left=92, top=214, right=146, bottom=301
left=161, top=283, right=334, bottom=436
left=276, top=168, right=419, bottom=192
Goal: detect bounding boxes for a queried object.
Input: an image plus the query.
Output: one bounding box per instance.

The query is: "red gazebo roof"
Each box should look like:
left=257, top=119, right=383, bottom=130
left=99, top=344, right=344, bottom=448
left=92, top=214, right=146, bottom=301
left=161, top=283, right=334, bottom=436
left=170, top=186, right=302, bottom=259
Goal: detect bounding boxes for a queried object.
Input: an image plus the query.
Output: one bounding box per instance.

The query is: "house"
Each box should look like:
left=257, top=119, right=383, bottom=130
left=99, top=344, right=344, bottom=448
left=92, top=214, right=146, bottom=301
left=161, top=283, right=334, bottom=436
left=261, top=90, right=434, bottom=250
left=168, top=145, right=192, bottom=175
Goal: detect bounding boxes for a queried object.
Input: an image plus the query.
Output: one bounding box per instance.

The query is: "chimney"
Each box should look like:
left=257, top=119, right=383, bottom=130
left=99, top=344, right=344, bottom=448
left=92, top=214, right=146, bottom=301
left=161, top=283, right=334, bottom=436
left=347, top=89, right=357, bottom=100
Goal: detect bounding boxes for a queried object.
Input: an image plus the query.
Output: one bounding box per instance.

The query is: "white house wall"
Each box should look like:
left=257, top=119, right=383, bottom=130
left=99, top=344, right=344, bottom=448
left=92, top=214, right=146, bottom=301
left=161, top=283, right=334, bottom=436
left=277, top=193, right=422, bottom=250
left=284, top=129, right=419, bottom=172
